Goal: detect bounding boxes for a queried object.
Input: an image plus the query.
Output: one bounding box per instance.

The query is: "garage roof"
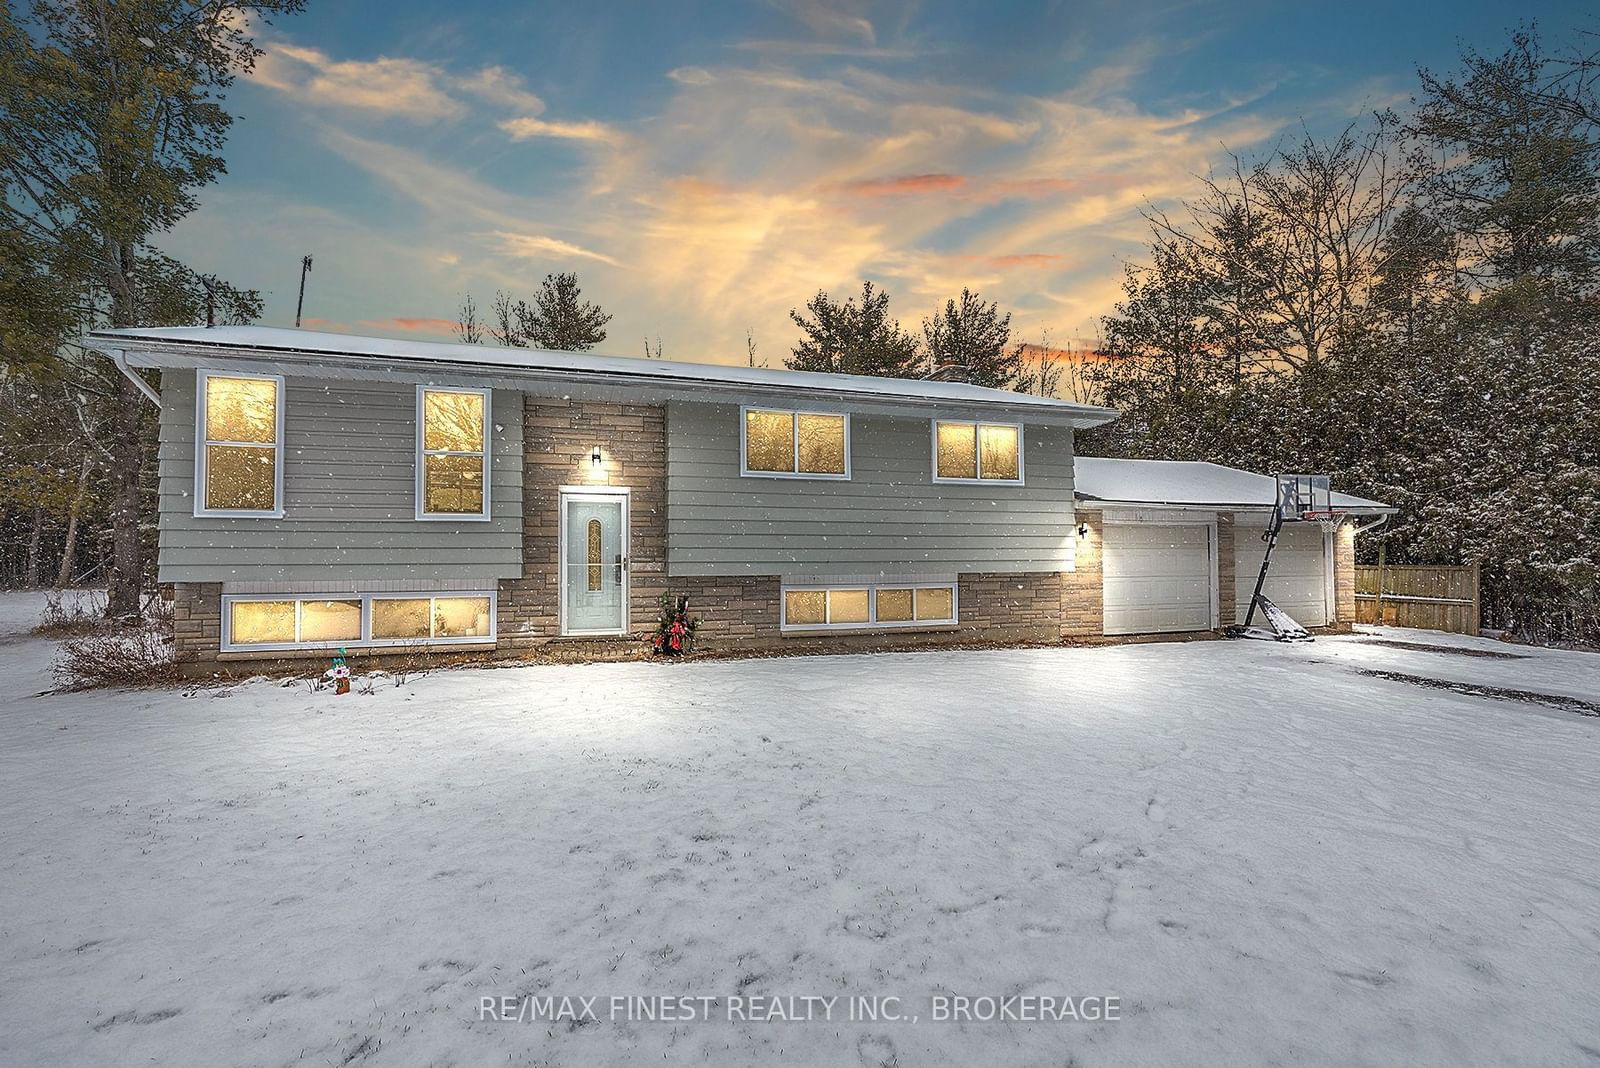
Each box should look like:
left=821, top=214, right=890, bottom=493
left=1075, top=457, right=1394, bottom=514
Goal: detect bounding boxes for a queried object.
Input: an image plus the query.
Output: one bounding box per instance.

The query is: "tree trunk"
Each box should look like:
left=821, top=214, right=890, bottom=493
left=24, top=506, right=45, bottom=588
left=103, top=237, right=148, bottom=621
left=55, top=455, right=92, bottom=588
left=104, top=370, right=148, bottom=619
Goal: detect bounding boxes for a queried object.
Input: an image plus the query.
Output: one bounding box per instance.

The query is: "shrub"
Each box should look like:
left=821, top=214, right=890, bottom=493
left=51, top=621, right=178, bottom=690
left=33, top=590, right=108, bottom=637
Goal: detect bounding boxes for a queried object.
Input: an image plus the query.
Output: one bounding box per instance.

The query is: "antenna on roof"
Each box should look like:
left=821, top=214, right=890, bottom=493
left=294, top=254, right=314, bottom=328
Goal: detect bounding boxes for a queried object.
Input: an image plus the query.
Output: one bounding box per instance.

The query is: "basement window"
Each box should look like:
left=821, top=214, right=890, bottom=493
left=196, top=371, right=284, bottom=517
left=780, top=583, right=958, bottom=631
left=741, top=407, right=850, bottom=479
left=222, top=592, right=495, bottom=652
left=932, top=420, right=1023, bottom=484
left=417, top=387, right=491, bottom=519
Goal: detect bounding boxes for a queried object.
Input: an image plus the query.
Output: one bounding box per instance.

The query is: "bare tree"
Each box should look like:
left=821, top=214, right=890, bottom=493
left=1143, top=117, right=1416, bottom=373
left=456, top=293, right=483, bottom=344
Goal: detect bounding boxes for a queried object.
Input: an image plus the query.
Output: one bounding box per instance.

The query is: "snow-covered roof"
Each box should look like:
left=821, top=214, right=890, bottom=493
left=1075, top=457, right=1394, bottom=513
left=89, top=326, right=1119, bottom=427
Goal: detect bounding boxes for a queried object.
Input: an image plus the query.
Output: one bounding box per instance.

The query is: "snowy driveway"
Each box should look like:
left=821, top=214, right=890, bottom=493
left=1, top=607, right=1597, bottom=1066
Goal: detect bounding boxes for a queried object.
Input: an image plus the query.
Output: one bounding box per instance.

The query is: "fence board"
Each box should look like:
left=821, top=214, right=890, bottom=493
left=1355, top=562, right=1481, bottom=635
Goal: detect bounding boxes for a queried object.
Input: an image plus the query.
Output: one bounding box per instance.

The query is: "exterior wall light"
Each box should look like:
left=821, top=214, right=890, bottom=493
left=1077, top=522, right=1089, bottom=537
left=591, top=445, right=603, bottom=468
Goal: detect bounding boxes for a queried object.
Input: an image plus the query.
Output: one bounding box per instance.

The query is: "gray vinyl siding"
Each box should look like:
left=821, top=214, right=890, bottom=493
left=156, top=370, right=522, bottom=584
left=666, top=401, right=1075, bottom=577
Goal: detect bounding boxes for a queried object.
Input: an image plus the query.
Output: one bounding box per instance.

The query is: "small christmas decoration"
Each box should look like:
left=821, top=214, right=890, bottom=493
left=330, top=648, right=351, bottom=694
left=650, top=594, right=700, bottom=657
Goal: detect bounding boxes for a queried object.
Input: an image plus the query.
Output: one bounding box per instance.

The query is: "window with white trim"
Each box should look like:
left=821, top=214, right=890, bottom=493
left=196, top=371, right=284, bottom=516
left=417, top=387, right=490, bottom=519
left=741, top=407, right=849, bottom=478
left=780, top=583, right=957, bottom=631
left=223, top=592, right=495, bottom=652
left=932, top=420, right=1023, bottom=483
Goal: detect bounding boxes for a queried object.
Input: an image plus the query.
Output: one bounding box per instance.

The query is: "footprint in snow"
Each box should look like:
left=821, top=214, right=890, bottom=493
left=1146, top=798, right=1167, bottom=823
left=856, top=1033, right=897, bottom=1067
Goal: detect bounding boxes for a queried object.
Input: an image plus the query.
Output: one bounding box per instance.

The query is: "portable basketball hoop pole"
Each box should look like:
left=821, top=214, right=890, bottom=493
left=1226, top=474, right=1340, bottom=642
left=1239, top=501, right=1287, bottom=632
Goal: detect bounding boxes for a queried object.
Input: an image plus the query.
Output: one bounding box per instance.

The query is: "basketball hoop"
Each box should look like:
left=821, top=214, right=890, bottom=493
left=1301, top=510, right=1346, bottom=534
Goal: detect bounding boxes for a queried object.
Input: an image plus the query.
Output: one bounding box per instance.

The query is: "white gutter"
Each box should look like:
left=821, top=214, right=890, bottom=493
left=107, top=348, right=162, bottom=406
left=1353, top=514, right=1390, bottom=534
left=1078, top=496, right=1398, bottom=516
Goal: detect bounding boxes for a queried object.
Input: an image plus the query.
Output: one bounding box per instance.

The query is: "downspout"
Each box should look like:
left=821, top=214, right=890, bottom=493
left=106, top=348, right=162, bottom=407
left=1352, top=514, right=1389, bottom=536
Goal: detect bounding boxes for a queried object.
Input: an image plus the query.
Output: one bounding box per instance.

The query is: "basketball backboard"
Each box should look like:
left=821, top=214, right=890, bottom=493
left=1276, top=473, right=1332, bottom=519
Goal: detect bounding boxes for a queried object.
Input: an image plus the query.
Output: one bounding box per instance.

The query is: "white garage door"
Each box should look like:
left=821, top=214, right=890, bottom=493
left=1234, top=521, right=1330, bottom=626
left=1102, top=523, right=1215, bottom=635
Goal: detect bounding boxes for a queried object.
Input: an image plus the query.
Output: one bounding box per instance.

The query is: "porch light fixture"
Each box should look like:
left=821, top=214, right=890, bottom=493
left=590, top=445, right=603, bottom=468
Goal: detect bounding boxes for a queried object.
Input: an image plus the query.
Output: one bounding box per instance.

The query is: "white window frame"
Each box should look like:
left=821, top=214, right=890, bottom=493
left=739, top=405, right=852, bottom=480
left=194, top=369, right=286, bottom=518
left=930, top=419, right=1025, bottom=485
left=416, top=385, right=492, bottom=521
left=220, top=590, right=498, bottom=653
left=779, top=582, right=959, bottom=633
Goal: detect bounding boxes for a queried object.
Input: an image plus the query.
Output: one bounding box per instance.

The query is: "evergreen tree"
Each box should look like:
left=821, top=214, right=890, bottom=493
left=786, top=281, right=922, bottom=377
left=490, top=273, right=612, bottom=351
left=1414, top=27, right=1600, bottom=328
left=922, top=288, right=1022, bottom=389
left=0, top=0, right=292, bottom=617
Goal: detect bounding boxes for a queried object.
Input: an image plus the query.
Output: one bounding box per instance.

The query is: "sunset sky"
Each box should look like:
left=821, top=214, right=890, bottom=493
left=161, top=0, right=1592, bottom=366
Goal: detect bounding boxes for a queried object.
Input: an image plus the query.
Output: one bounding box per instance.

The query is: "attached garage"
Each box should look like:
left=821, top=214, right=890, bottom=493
left=1074, top=457, right=1395, bottom=638
left=1233, top=519, right=1332, bottom=627
left=1102, top=521, right=1216, bottom=635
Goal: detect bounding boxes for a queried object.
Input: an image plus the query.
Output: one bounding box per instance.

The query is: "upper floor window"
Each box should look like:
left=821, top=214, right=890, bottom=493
left=932, top=420, right=1023, bottom=484
left=742, top=407, right=849, bottom=479
left=417, top=387, right=491, bottom=520
left=196, top=371, right=284, bottom=517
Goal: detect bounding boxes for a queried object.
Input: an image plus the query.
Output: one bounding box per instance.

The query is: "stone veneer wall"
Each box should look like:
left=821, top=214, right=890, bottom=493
left=1060, top=510, right=1103, bottom=638
left=1332, top=521, right=1357, bottom=630
left=173, top=582, right=223, bottom=670
left=1216, top=515, right=1237, bottom=628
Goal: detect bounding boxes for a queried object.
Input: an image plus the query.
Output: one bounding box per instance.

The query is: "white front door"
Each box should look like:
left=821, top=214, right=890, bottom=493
left=1102, top=522, right=1216, bottom=635
left=560, top=490, right=629, bottom=635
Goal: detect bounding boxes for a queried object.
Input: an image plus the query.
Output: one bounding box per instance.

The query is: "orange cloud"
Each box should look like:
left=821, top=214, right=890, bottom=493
left=359, top=317, right=461, bottom=334
left=1015, top=342, right=1112, bottom=364
left=832, top=173, right=967, bottom=197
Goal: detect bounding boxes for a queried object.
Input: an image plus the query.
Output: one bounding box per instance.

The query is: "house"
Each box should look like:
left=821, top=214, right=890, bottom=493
left=87, top=326, right=1393, bottom=673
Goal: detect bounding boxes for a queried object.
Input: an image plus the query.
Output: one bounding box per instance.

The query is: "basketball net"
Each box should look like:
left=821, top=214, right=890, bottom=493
left=1301, top=510, right=1345, bottom=534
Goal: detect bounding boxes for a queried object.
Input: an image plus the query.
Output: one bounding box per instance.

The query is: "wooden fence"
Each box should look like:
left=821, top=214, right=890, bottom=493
left=1355, top=562, right=1481, bottom=635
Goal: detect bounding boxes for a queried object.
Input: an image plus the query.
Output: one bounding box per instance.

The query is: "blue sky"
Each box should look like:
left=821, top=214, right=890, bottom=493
left=162, top=0, right=1596, bottom=364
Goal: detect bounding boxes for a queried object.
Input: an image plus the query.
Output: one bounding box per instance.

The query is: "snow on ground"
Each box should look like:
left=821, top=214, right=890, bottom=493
left=1, top=598, right=1597, bottom=1067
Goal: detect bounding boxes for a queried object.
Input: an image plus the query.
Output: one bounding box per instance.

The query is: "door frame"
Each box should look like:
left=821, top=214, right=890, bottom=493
left=557, top=485, right=631, bottom=637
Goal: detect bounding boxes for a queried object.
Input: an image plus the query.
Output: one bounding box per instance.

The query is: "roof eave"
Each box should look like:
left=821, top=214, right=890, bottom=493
left=1076, top=494, right=1397, bottom=515
left=88, top=332, right=1121, bottom=429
